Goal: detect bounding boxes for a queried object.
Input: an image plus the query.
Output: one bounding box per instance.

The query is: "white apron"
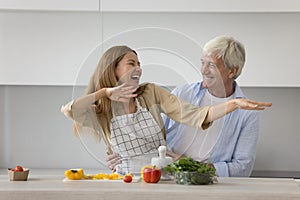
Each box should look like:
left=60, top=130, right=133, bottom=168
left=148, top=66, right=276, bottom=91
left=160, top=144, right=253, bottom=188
left=110, top=99, right=166, bottom=175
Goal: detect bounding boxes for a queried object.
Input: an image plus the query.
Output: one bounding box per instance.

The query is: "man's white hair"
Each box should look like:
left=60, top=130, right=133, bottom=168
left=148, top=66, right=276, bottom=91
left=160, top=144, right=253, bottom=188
left=203, top=35, right=246, bottom=79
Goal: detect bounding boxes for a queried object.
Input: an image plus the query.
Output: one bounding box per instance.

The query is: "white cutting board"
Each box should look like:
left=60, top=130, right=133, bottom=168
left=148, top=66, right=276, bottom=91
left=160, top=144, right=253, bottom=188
left=63, top=177, right=141, bottom=183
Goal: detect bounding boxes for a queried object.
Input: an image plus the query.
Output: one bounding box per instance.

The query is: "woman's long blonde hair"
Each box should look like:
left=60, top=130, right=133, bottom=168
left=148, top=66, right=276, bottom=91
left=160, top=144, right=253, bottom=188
left=73, top=45, right=137, bottom=138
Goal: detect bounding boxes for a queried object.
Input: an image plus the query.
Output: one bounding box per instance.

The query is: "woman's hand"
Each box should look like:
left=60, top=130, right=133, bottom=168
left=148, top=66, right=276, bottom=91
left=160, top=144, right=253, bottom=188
left=106, top=83, right=138, bottom=102
left=232, top=99, right=272, bottom=110
left=106, top=153, right=121, bottom=171
left=204, top=98, right=272, bottom=124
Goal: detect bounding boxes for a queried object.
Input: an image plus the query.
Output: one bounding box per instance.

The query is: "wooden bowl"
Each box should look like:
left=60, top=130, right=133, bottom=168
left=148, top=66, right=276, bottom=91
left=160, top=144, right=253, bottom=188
left=8, top=168, right=30, bottom=181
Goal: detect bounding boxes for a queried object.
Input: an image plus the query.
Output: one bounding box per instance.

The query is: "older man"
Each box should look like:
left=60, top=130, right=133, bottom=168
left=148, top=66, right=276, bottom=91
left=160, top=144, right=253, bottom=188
left=165, top=35, right=258, bottom=177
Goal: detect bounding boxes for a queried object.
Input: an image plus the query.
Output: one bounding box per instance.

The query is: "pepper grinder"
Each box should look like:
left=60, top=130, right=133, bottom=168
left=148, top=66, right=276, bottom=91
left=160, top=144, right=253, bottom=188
left=151, top=146, right=173, bottom=180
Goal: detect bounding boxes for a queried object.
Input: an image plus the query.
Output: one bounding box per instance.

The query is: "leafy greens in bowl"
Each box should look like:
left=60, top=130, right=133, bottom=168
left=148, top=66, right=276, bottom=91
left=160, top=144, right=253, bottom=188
left=165, top=157, right=217, bottom=185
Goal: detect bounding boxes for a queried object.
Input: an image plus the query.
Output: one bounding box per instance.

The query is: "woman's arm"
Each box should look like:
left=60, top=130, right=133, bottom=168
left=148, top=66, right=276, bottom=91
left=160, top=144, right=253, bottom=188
left=72, top=88, right=107, bottom=110
left=150, top=84, right=271, bottom=129
left=72, top=84, right=138, bottom=109
left=203, top=99, right=272, bottom=124
left=61, top=89, right=108, bottom=131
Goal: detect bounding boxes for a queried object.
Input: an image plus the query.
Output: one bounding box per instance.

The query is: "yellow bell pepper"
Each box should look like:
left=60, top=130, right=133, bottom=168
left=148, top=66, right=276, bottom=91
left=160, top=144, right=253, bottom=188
left=64, top=168, right=84, bottom=180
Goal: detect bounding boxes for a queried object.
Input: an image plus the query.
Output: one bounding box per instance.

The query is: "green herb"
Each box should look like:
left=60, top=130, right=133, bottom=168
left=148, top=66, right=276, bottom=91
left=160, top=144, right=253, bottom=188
left=165, top=157, right=217, bottom=185
left=166, top=157, right=215, bottom=173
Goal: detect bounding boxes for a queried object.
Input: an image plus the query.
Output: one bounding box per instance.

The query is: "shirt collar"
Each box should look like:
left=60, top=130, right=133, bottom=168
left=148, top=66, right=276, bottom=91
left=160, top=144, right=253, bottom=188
left=195, top=81, right=246, bottom=99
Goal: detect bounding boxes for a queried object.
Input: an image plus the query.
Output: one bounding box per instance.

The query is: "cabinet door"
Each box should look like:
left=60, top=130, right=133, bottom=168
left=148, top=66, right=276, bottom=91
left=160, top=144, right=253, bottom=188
left=0, top=0, right=99, bottom=11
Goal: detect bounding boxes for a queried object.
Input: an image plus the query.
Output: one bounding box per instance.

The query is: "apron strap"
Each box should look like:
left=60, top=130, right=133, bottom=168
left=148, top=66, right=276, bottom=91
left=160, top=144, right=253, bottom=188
left=135, top=98, right=143, bottom=110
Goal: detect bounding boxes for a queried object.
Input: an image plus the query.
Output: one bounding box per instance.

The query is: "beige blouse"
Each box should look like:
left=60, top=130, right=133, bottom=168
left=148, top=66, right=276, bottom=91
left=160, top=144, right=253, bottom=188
left=61, top=83, right=210, bottom=153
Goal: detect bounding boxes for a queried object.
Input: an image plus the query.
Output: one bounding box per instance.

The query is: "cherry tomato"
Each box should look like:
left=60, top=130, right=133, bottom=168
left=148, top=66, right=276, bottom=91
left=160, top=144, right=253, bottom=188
left=123, top=175, right=133, bottom=183
left=15, top=165, right=24, bottom=172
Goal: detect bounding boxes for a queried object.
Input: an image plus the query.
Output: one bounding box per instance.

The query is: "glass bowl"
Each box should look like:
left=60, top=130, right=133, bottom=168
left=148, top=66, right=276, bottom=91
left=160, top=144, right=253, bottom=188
left=174, top=171, right=216, bottom=185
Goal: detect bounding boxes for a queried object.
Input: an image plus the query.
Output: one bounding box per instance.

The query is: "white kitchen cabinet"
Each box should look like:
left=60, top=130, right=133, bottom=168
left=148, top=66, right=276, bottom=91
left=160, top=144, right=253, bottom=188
left=0, top=0, right=300, bottom=12
left=0, top=0, right=99, bottom=11
left=101, top=0, right=300, bottom=12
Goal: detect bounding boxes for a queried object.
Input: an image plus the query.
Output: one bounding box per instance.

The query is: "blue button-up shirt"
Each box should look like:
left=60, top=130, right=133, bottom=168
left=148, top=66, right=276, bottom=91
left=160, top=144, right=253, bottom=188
left=164, top=81, right=259, bottom=177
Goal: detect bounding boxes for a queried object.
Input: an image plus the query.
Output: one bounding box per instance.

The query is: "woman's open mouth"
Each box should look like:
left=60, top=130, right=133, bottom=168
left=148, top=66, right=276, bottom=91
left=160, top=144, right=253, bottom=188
left=131, top=75, right=140, bottom=80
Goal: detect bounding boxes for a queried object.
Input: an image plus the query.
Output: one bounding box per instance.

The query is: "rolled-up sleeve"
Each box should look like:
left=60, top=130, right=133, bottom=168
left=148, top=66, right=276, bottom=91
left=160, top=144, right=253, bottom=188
left=61, top=100, right=74, bottom=119
left=61, top=100, right=100, bottom=132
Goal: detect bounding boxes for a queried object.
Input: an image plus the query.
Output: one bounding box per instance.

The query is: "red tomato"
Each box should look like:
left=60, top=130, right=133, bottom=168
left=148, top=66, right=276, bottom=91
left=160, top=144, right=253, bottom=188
left=123, top=175, right=133, bottom=183
left=15, top=165, right=24, bottom=172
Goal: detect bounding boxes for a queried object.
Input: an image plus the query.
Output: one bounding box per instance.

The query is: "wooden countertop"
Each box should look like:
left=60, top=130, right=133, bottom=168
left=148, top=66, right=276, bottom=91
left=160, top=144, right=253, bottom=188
left=0, top=169, right=300, bottom=200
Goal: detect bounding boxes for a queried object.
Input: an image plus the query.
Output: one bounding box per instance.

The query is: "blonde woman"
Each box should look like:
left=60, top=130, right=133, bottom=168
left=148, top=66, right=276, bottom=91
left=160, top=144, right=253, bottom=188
left=61, top=45, right=271, bottom=175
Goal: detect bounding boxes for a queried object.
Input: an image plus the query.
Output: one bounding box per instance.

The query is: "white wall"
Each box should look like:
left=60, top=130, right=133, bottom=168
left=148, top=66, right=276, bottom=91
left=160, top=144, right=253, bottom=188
left=1, top=6, right=300, bottom=176
left=1, top=85, right=300, bottom=174
left=0, top=87, right=5, bottom=166
left=0, top=85, right=106, bottom=169
left=245, top=87, right=300, bottom=172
